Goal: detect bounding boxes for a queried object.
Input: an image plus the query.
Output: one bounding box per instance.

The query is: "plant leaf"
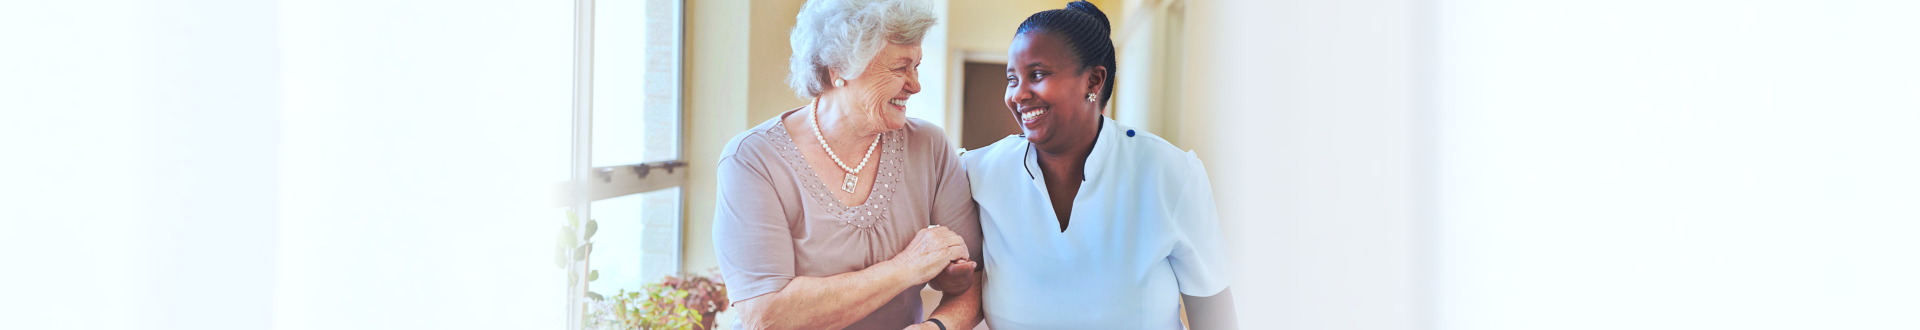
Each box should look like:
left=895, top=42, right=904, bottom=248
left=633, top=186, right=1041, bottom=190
left=558, top=226, right=576, bottom=249
left=584, top=219, right=599, bottom=240
left=589, top=270, right=599, bottom=281
left=566, top=209, right=579, bottom=228
left=586, top=291, right=604, bottom=301
left=553, top=246, right=568, bottom=268
left=574, top=244, right=589, bottom=261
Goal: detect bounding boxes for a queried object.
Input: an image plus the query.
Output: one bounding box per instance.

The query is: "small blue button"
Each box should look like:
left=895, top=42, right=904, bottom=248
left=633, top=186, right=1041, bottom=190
left=1126, top=129, right=1135, bottom=137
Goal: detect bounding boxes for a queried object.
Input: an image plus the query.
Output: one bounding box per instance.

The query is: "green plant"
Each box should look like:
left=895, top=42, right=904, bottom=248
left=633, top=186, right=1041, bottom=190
left=658, top=270, right=728, bottom=316
left=586, top=270, right=729, bottom=330
left=555, top=209, right=602, bottom=300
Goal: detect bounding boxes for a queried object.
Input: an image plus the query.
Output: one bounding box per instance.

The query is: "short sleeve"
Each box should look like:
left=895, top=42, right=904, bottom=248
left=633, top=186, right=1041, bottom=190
left=712, top=149, right=796, bottom=304
left=1168, top=151, right=1234, bottom=296
left=922, top=126, right=983, bottom=263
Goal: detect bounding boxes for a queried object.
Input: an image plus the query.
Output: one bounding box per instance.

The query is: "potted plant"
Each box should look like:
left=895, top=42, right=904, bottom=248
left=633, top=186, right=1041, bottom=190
left=586, top=270, right=729, bottom=330
left=658, top=270, right=728, bottom=330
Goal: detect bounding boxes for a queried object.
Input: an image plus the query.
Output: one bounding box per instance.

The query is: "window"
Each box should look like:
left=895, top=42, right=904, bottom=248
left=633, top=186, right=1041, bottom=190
left=556, top=0, right=685, bottom=328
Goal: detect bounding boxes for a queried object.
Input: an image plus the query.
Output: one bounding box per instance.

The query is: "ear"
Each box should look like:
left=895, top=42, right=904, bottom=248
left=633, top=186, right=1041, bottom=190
left=1084, top=65, right=1108, bottom=100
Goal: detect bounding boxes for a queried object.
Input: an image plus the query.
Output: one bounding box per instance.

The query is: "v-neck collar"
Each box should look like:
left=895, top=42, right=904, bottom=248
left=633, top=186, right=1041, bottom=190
left=767, top=109, right=907, bottom=229
left=1022, top=115, right=1119, bottom=190
left=1019, top=116, right=1122, bottom=232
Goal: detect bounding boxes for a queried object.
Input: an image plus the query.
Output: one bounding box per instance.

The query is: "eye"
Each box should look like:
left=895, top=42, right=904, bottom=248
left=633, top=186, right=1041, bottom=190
left=1006, top=75, right=1018, bottom=87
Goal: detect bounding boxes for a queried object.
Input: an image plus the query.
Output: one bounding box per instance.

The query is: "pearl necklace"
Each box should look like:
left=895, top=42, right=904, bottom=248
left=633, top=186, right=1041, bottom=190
left=809, top=98, right=880, bottom=193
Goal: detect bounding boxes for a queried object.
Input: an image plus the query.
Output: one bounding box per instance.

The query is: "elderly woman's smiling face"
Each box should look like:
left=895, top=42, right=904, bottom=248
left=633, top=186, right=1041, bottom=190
left=835, top=42, right=923, bottom=132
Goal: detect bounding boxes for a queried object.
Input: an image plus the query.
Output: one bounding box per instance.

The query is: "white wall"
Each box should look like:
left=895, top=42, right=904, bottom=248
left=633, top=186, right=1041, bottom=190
left=1433, top=1, right=1920, bottom=329
left=908, top=0, right=953, bottom=139
left=1183, top=1, right=1920, bottom=329
left=1182, top=0, right=1422, bottom=329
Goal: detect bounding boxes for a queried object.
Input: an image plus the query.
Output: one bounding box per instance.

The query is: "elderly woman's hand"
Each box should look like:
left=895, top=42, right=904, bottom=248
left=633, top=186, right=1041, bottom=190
left=893, top=225, right=970, bottom=285
left=928, top=258, right=975, bottom=293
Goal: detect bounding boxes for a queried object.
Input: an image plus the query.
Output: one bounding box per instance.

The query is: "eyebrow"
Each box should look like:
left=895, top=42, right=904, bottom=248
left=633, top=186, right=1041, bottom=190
left=1006, top=62, right=1052, bottom=73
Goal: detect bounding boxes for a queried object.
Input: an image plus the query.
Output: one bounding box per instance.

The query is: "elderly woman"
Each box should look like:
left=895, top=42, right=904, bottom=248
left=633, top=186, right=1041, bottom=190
left=711, top=0, right=982, bottom=330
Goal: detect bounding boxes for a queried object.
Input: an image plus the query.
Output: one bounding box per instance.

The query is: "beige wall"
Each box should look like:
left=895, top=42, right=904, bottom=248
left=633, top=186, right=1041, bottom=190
left=681, top=0, right=823, bottom=277
left=949, top=0, right=1123, bottom=58
left=749, top=0, right=814, bottom=123
left=682, top=0, right=750, bottom=280
left=1111, top=0, right=1178, bottom=145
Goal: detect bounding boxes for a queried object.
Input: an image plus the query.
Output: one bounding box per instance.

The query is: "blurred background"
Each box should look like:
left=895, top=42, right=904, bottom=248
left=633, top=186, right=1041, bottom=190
left=3, top=0, right=1917, bottom=329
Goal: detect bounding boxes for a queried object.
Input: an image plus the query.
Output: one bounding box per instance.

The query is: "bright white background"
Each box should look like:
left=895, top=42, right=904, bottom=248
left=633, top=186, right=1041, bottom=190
left=2, top=0, right=571, bottom=329
left=2, top=1, right=287, bottom=329
left=274, top=0, right=572, bottom=330
left=1182, top=0, right=1919, bottom=329
left=1433, top=1, right=1920, bottom=329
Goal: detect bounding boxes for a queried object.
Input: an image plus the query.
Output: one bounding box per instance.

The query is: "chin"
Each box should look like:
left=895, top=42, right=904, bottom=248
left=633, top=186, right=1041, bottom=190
left=883, top=117, right=909, bottom=131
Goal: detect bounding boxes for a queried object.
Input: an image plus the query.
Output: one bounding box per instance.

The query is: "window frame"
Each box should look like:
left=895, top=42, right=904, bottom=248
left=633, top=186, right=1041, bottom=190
left=560, top=0, right=686, bottom=328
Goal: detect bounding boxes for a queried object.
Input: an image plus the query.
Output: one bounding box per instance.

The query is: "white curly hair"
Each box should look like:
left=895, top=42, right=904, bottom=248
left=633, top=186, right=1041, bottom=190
left=787, top=0, right=937, bottom=99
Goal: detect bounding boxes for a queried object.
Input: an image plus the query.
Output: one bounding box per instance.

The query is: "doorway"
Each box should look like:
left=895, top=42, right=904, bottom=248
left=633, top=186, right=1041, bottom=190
left=960, top=61, right=1022, bottom=150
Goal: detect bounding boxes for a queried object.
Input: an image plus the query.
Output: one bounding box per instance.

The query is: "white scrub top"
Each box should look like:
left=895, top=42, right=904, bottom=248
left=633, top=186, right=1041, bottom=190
left=962, top=116, right=1233, bottom=329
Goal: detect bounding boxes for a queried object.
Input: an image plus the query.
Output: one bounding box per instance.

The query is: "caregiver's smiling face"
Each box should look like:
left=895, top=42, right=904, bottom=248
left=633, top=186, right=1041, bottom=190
left=1005, top=31, right=1104, bottom=151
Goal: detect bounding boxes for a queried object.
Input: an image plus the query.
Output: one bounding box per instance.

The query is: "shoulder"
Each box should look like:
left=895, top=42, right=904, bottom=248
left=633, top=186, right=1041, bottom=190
left=960, top=134, right=1026, bottom=172
left=900, top=117, right=955, bottom=150
left=719, top=116, right=787, bottom=163
left=1104, top=121, right=1211, bottom=203
left=1111, top=121, right=1201, bottom=173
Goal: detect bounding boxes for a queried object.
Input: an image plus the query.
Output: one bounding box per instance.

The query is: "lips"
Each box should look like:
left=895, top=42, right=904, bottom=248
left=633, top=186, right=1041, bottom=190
left=1019, top=107, right=1046, bottom=122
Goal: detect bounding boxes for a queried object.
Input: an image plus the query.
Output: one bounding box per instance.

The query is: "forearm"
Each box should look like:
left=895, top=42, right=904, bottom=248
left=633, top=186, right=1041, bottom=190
left=740, top=260, right=919, bottom=330
left=921, top=273, right=984, bottom=329
left=1181, top=287, right=1239, bottom=330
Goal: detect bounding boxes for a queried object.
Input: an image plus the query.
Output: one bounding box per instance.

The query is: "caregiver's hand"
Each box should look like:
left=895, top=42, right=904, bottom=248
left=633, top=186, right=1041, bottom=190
left=928, top=258, right=975, bottom=293
left=893, top=225, right=969, bottom=285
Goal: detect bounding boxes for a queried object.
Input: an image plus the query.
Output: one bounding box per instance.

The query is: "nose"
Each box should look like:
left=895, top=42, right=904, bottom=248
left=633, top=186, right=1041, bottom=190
left=1007, top=81, right=1033, bottom=108
left=902, top=67, right=921, bottom=95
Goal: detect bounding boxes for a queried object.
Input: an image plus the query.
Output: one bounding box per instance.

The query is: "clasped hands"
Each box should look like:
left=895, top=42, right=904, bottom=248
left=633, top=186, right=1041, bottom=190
left=900, top=225, right=976, bottom=293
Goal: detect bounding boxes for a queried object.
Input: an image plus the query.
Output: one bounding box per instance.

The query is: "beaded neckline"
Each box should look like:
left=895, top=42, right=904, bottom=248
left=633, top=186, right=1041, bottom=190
left=768, top=118, right=907, bottom=229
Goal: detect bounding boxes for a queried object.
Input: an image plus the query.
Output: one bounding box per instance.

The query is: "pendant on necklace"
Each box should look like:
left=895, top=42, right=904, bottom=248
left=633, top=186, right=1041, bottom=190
left=841, top=173, right=859, bottom=193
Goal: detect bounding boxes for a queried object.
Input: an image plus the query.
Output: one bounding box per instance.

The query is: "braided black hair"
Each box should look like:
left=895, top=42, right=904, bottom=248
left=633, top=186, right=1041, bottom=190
left=1016, top=0, right=1116, bottom=106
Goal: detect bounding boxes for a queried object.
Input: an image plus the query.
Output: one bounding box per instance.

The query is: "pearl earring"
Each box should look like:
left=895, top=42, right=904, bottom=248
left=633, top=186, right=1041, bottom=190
left=1087, top=93, right=1097, bottom=102
left=833, top=78, right=845, bottom=87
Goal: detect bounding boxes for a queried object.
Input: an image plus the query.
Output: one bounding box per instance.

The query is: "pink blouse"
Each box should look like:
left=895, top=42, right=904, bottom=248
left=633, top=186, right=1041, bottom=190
left=712, top=109, right=981, bottom=330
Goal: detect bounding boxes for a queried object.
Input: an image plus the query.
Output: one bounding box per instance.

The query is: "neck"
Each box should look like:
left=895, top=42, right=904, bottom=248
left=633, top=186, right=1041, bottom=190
left=812, top=97, right=880, bottom=144
left=1033, top=117, right=1101, bottom=182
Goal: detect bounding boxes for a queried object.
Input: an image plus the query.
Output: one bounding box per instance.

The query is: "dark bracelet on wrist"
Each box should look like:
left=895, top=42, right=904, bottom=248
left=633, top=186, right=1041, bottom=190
left=927, top=318, right=947, bottom=330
